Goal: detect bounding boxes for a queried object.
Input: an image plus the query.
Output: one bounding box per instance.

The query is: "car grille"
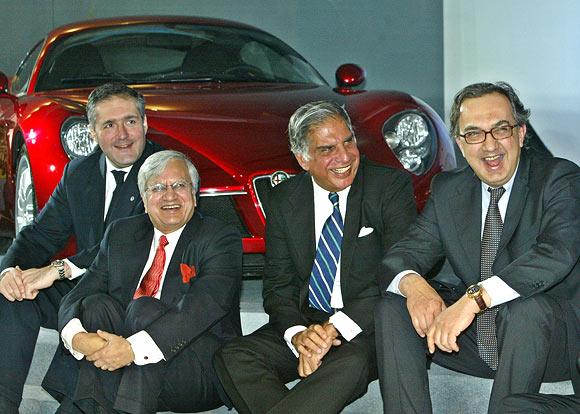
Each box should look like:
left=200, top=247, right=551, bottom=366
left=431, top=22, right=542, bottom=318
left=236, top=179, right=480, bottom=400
left=253, top=172, right=294, bottom=217
left=197, top=195, right=250, bottom=238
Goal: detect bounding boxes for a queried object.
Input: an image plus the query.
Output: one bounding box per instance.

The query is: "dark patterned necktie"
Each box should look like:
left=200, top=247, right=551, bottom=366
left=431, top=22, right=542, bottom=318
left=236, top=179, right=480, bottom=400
left=134, top=235, right=169, bottom=299
left=308, top=192, right=344, bottom=313
left=104, top=169, right=126, bottom=226
left=477, top=186, right=506, bottom=370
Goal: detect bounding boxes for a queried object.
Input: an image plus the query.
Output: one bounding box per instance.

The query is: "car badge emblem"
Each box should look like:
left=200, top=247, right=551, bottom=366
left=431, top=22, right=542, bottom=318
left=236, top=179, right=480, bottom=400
left=270, top=171, right=290, bottom=187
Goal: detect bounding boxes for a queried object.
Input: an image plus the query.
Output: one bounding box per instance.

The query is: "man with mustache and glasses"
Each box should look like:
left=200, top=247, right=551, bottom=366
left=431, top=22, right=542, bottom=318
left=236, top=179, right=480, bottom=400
left=375, top=81, right=579, bottom=414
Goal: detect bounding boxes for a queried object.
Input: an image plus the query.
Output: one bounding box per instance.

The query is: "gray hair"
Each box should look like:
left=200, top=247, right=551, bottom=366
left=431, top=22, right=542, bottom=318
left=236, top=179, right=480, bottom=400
left=138, top=150, right=200, bottom=198
left=288, top=100, right=355, bottom=160
left=87, top=82, right=146, bottom=127
left=449, top=81, right=530, bottom=137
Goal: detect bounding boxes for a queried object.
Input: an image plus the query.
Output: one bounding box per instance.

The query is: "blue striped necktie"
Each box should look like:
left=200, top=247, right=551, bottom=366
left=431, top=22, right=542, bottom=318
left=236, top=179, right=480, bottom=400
left=308, top=192, right=344, bottom=313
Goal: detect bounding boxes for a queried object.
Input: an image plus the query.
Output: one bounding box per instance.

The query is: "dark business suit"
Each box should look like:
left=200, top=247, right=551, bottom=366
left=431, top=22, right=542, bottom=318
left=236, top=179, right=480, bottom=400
left=42, top=211, right=242, bottom=413
left=215, top=158, right=417, bottom=414
left=0, top=141, right=161, bottom=411
left=375, top=149, right=580, bottom=413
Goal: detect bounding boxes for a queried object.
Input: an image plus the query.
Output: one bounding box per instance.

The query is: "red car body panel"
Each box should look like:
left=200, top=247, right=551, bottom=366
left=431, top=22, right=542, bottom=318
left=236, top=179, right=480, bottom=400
left=0, top=16, right=455, bottom=264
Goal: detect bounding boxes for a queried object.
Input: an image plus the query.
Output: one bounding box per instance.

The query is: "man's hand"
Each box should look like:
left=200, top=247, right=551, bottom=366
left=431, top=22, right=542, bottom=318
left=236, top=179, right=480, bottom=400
left=400, top=273, right=446, bottom=337
left=298, top=352, right=323, bottom=378
left=21, top=263, right=69, bottom=299
left=426, top=295, right=479, bottom=354
left=86, top=330, right=135, bottom=371
left=0, top=267, right=26, bottom=301
left=72, top=332, right=108, bottom=356
left=294, top=322, right=342, bottom=377
left=292, top=323, right=335, bottom=357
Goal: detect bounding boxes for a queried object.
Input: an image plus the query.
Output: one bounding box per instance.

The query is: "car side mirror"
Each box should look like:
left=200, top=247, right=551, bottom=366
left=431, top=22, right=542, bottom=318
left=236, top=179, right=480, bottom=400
left=334, top=64, right=366, bottom=92
left=0, top=71, right=9, bottom=94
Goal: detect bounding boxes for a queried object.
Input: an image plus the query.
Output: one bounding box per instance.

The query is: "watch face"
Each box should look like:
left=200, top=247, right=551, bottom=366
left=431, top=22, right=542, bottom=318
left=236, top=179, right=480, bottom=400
left=467, top=285, right=480, bottom=296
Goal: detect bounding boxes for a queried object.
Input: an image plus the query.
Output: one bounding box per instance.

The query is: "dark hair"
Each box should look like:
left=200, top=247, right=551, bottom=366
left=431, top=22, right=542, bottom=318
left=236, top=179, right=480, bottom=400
left=449, top=81, right=530, bottom=137
left=87, top=82, right=146, bottom=127
left=288, top=100, right=355, bottom=160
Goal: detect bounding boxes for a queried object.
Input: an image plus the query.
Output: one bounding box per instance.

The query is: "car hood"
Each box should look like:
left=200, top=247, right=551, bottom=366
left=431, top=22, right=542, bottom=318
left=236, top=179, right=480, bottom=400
left=53, top=83, right=345, bottom=186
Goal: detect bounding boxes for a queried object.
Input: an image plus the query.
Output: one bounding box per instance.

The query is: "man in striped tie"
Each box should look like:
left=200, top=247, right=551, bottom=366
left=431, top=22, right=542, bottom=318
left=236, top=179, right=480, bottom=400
left=215, top=101, right=417, bottom=413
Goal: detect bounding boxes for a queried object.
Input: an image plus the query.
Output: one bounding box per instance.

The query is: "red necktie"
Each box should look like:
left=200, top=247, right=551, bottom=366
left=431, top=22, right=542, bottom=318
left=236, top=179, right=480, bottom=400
left=134, top=235, right=169, bottom=299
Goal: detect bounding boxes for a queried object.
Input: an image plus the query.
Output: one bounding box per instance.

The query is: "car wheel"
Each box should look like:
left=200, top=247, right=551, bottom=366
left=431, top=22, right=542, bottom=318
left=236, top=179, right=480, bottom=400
left=15, top=146, right=37, bottom=234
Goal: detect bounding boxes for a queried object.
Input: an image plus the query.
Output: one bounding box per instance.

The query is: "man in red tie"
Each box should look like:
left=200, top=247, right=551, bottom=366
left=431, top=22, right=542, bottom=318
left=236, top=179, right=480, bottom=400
left=42, top=150, right=242, bottom=414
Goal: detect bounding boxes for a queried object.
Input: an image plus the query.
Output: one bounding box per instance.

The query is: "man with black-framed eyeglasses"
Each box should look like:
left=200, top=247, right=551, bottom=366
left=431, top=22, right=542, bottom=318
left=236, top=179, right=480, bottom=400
left=375, top=81, right=579, bottom=413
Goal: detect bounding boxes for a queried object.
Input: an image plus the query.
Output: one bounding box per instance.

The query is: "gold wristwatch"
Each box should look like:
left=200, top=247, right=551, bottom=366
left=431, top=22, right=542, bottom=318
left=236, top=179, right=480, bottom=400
left=466, top=284, right=487, bottom=313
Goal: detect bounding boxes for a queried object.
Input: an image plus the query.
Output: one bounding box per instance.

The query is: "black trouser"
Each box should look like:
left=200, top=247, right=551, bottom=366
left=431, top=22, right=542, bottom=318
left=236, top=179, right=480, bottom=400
left=214, top=323, right=377, bottom=414
left=0, top=279, right=75, bottom=413
left=375, top=292, right=573, bottom=414
left=43, top=294, right=221, bottom=414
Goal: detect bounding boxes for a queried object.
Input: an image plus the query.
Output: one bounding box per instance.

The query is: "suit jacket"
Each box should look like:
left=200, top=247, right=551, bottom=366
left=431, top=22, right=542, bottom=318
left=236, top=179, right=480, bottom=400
left=1, top=140, right=162, bottom=271
left=263, top=158, right=417, bottom=336
left=379, top=149, right=579, bottom=304
left=59, top=212, right=242, bottom=376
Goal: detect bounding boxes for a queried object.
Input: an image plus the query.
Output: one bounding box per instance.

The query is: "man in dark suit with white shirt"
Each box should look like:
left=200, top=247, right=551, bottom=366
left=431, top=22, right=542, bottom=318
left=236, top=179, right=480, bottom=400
left=375, top=81, right=579, bottom=413
left=214, top=100, right=417, bottom=413
left=0, top=83, right=161, bottom=413
left=42, top=150, right=242, bottom=413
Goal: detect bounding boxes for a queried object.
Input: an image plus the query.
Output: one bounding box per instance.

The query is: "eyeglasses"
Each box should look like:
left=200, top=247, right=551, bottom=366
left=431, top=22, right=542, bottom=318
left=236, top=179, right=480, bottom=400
left=146, top=181, right=192, bottom=194
left=457, top=124, right=520, bottom=144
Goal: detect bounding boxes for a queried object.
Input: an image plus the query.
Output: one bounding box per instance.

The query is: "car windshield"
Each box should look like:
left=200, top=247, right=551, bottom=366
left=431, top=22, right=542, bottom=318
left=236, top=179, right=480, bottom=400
left=35, top=23, right=327, bottom=91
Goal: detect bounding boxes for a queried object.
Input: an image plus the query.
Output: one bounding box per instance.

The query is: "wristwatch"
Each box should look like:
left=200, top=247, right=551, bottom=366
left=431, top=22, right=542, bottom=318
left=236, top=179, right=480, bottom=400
left=51, top=260, right=67, bottom=280
left=466, top=284, right=487, bottom=313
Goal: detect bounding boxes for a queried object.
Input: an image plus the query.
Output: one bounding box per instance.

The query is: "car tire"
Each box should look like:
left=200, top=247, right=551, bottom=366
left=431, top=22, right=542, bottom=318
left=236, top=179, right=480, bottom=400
left=15, top=146, right=37, bottom=234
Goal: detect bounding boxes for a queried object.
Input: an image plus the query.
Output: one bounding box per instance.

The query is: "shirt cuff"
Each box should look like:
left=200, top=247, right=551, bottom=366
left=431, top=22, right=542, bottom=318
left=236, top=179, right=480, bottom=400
left=0, top=267, right=13, bottom=277
left=386, top=270, right=417, bottom=296
left=61, top=318, right=87, bottom=360
left=480, top=276, right=520, bottom=307
left=127, top=330, right=165, bottom=365
left=283, top=325, right=307, bottom=358
left=64, top=259, right=85, bottom=280
left=329, top=311, right=362, bottom=341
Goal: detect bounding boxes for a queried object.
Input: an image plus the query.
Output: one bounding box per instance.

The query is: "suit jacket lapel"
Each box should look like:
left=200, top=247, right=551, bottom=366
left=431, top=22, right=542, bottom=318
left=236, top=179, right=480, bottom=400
left=118, top=219, right=153, bottom=304
left=498, top=152, right=530, bottom=253
left=286, top=174, right=316, bottom=280
left=159, top=215, right=201, bottom=305
left=88, top=153, right=107, bottom=238
left=339, top=163, right=363, bottom=290
left=452, top=171, right=482, bottom=280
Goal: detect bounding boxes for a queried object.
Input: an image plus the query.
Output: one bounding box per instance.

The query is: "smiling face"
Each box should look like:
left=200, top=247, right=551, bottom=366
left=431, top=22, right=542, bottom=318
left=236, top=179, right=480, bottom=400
left=456, top=92, right=526, bottom=187
left=90, top=95, right=147, bottom=168
left=144, top=158, right=196, bottom=234
left=295, top=116, right=360, bottom=192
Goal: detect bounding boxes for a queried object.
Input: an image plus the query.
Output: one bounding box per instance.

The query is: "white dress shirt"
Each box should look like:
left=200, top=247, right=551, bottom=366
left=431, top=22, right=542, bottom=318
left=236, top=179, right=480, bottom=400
left=284, top=178, right=362, bottom=356
left=387, top=166, right=521, bottom=307
left=61, top=225, right=186, bottom=365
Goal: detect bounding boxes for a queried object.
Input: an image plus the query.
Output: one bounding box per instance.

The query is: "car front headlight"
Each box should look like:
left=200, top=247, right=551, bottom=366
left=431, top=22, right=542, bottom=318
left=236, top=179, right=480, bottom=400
left=382, top=111, right=437, bottom=175
left=60, top=117, right=97, bottom=159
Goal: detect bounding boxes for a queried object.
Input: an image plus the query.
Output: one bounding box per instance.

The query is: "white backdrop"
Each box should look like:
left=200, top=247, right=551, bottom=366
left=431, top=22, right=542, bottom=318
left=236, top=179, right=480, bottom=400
left=444, top=0, right=580, bottom=164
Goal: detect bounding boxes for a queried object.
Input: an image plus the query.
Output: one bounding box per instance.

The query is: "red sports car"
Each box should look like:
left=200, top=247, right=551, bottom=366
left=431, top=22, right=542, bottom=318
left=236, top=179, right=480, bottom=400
left=0, top=16, right=455, bottom=276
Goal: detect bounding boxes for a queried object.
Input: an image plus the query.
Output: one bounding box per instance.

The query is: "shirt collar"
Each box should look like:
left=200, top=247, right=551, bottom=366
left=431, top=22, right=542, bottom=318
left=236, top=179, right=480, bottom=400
left=105, top=157, right=133, bottom=177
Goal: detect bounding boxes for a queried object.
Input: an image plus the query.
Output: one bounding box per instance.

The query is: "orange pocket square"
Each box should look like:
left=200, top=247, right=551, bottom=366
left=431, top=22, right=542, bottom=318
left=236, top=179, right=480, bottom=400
left=180, top=263, right=196, bottom=283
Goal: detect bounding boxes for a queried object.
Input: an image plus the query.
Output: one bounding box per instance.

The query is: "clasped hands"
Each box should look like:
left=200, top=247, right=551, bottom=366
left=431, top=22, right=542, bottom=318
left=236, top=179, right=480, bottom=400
left=0, top=265, right=62, bottom=301
left=292, top=322, right=341, bottom=378
left=401, top=274, right=479, bottom=354
left=72, top=330, right=135, bottom=371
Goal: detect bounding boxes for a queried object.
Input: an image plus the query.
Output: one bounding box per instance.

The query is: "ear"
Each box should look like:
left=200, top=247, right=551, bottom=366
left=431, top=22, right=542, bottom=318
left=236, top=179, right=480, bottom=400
left=89, top=126, right=97, bottom=142
left=517, top=123, right=526, bottom=147
left=455, top=137, right=465, bottom=157
left=142, top=115, right=148, bottom=135
left=294, top=153, right=310, bottom=171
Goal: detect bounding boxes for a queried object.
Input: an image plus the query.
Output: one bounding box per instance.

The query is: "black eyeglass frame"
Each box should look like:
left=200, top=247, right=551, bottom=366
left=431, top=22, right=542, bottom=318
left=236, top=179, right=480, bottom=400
left=457, top=124, right=521, bottom=144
